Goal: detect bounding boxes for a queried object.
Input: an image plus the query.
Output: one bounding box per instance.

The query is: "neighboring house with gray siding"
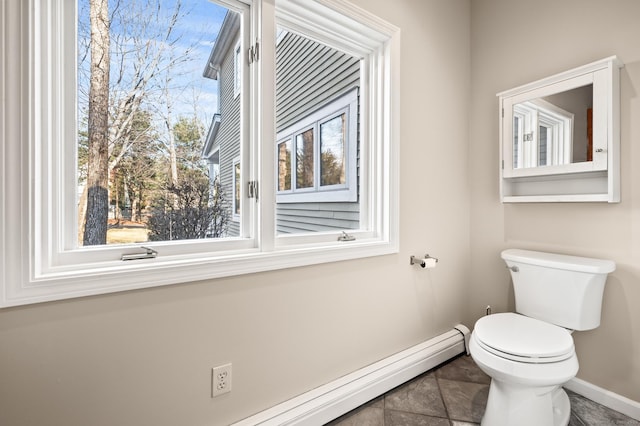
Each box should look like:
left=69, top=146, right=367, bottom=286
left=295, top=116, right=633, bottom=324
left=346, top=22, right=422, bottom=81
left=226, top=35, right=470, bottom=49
left=202, top=11, right=241, bottom=237
left=203, top=14, right=361, bottom=235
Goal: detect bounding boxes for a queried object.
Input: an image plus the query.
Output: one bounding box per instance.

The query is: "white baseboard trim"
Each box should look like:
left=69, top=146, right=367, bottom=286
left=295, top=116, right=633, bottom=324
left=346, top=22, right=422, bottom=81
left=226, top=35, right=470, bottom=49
left=565, top=377, right=640, bottom=421
left=233, top=325, right=470, bottom=426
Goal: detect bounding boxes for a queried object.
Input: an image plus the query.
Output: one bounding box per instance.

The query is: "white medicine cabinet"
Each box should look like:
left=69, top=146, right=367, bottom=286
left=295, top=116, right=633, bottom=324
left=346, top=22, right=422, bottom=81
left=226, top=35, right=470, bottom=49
left=499, top=56, right=623, bottom=203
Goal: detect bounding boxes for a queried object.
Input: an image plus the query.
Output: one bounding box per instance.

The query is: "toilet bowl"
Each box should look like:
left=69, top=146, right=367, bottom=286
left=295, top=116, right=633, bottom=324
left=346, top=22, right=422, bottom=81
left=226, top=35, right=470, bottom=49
left=471, top=249, right=615, bottom=426
left=470, top=313, right=578, bottom=426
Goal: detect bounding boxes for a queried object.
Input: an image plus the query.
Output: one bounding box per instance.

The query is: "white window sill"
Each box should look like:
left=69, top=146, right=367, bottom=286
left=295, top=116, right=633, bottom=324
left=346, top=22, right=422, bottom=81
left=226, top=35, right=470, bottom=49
left=3, top=237, right=397, bottom=308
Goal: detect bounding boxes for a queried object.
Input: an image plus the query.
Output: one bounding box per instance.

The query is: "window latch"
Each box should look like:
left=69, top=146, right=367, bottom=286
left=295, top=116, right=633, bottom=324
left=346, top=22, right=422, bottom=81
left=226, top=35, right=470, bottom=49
left=338, top=231, right=356, bottom=242
left=248, top=181, right=259, bottom=201
left=121, top=246, right=158, bottom=261
left=248, top=41, right=260, bottom=64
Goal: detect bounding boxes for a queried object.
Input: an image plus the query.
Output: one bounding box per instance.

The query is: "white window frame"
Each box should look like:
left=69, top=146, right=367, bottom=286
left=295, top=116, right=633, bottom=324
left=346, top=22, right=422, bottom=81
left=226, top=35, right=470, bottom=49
left=209, top=146, right=220, bottom=183
left=233, top=40, right=241, bottom=98
left=0, top=0, right=400, bottom=307
left=276, top=88, right=358, bottom=203
left=513, top=99, right=573, bottom=169
left=232, top=157, right=241, bottom=221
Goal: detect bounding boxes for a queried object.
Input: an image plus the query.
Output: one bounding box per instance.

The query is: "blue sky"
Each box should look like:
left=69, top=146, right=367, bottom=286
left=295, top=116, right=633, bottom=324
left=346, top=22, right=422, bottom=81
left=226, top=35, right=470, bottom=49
left=78, top=0, right=229, bottom=130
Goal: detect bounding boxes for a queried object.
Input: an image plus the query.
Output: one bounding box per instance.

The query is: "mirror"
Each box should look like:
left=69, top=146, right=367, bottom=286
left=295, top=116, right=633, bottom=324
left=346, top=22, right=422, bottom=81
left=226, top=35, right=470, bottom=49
left=499, top=56, right=622, bottom=203
left=512, top=84, right=592, bottom=169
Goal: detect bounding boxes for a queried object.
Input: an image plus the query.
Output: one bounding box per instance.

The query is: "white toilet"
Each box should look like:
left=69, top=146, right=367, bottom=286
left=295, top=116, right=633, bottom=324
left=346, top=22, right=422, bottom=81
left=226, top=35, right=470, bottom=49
left=470, top=249, right=615, bottom=426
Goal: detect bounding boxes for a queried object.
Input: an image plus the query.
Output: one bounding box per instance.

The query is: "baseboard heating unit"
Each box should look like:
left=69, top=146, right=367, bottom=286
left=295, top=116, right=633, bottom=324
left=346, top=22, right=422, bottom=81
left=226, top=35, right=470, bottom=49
left=233, top=325, right=470, bottom=426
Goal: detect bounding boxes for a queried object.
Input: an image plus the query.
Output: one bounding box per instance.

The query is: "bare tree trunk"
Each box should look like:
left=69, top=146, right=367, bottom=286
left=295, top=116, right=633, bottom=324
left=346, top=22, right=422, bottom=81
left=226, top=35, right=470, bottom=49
left=77, top=185, right=88, bottom=243
left=131, top=196, right=139, bottom=222
left=162, top=77, right=179, bottom=217
left=168, top=127, right=179, bottom=186
left=162, top=72, right=179, bottom=187
left=114, top=175, right=120, bottom=220
left=76, top=0, right=194, bottom=240
left=83, top=0, right=110, bottom=245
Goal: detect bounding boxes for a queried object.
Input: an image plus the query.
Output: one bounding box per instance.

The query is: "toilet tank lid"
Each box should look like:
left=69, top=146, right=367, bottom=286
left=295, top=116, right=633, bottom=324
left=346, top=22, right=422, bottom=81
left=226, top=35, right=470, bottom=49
left=501, top=249, right=615, bottom=274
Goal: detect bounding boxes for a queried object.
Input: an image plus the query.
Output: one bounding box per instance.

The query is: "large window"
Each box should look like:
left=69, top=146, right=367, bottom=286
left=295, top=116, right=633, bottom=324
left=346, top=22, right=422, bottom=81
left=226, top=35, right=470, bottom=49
left=0, top=0, right=399, bottom=307
left=273, top=22, right=362, bottom=235
left=75, top=0, right=238, bottom=247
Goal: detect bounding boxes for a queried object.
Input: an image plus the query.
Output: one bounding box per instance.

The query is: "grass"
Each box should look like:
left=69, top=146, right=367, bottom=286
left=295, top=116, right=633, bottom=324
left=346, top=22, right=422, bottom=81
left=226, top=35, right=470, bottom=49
left=106, top=220, right=149, bottom=244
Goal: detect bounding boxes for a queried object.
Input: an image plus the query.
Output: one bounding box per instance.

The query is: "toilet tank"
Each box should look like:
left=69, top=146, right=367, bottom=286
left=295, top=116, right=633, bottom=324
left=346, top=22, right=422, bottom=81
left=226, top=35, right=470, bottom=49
left=501, top=249, right=615, bottom=331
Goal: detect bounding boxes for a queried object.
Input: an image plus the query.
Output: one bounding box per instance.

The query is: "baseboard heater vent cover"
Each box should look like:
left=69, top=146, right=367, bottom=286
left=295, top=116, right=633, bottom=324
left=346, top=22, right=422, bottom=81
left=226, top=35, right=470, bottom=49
left=234, top=325, right=470, bottom=426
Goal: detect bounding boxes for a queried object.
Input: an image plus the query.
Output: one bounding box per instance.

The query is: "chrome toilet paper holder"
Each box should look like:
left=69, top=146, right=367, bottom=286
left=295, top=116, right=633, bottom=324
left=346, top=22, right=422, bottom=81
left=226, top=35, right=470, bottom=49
left=410, top=254, right=439, bottom=268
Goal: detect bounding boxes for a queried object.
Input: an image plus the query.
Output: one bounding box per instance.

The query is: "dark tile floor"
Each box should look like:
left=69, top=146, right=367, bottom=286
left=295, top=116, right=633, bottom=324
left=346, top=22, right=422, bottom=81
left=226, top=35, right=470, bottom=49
left=326, top=354, right=640, bottom=426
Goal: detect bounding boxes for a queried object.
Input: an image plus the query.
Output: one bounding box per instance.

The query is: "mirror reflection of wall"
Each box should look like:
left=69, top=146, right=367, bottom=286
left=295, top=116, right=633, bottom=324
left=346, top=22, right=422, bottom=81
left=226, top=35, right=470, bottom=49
left=511, top=84, right=593, bottom=169
left=543, top=84, right=593, bottom=163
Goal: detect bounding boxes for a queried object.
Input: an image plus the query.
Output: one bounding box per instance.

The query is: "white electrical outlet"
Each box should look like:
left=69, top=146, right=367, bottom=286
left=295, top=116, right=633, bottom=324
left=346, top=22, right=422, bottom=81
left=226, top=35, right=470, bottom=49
left=212, top=363, right=232, bottom=397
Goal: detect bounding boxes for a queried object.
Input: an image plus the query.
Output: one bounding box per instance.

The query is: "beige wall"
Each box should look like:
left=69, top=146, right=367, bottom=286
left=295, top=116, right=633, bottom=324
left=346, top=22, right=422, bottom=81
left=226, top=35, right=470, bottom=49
left=469, top=0, right=640, bottom=403
left=0, top=1, right=471, bottom=425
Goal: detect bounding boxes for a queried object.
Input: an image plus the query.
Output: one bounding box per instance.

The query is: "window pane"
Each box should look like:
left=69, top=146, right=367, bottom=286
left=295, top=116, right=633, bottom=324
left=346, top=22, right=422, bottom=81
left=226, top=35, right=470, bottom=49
left=234, top=162, right=241, bottom=216
left=278, top=140, right=292, bottom=191
left=275, top=27, right=361, bottom=235
left=295, top=129, right=315, bottom=189
left=539, top=125, right=548, bottom=166
left=77, top=0, right=239, bottom=245
left=320, top=114, right=346, bottom=186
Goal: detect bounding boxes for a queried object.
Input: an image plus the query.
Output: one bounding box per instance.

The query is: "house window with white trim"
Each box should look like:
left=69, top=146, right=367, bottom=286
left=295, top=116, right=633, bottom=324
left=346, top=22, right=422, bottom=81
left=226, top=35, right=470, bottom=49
left=276, top=89, right=357, bottom=203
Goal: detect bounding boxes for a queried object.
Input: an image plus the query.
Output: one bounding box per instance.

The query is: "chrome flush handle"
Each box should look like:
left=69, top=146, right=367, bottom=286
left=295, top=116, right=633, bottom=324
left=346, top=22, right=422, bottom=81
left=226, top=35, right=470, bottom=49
left=506, top=265, right=519, bottom=272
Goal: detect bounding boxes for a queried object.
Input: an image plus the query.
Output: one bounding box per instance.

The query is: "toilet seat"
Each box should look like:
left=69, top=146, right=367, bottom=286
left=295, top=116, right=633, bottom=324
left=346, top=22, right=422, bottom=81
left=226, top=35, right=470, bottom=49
left=474, top=313, right=575, bottom=364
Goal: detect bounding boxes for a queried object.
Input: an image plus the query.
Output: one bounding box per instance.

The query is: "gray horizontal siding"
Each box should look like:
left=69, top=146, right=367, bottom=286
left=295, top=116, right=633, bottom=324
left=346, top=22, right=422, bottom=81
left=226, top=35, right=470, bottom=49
left=276, top=32, right=360, bottom=131
left=275, top=31, right=360, bottom=234
left=276, top=202, right=359, bottom=234
left=217, top=37, right=241, bottom=237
